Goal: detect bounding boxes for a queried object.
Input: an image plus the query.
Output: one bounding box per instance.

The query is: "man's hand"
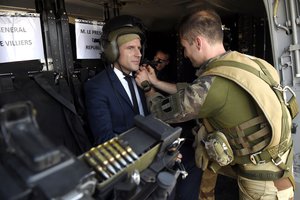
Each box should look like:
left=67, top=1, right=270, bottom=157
left=135, top=66, right=150, bottom=88
left=136, top=65, right=159, bottom=86
left=145, top=65, right=159, bottom=86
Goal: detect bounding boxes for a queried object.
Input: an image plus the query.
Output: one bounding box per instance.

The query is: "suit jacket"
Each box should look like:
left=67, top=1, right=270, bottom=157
left=84, top=67, right=149, bottom=145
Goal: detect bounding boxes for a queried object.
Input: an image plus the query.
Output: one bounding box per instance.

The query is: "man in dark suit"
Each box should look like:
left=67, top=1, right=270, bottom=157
left=84, top=15, right=148, bottom=145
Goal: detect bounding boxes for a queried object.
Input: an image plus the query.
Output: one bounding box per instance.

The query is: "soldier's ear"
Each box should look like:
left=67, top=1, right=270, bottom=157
left=195, top=36, right=202, bottom=50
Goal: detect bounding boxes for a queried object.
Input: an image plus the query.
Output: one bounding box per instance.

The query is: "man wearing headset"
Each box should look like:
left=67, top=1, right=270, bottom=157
left=84, top=15, right=149, bottom=145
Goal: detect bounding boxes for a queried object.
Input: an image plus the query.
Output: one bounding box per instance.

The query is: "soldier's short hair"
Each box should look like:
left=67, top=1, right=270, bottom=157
left=178, top=9, right=223, bottom=45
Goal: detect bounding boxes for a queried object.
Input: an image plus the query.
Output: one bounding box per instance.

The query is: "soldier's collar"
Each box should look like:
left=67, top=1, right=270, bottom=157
left=196, top=51, right=231, bottom=76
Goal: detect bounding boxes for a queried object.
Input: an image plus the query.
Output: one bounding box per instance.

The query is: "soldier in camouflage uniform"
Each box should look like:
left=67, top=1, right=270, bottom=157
left=135, top=9, right=295, bottom=200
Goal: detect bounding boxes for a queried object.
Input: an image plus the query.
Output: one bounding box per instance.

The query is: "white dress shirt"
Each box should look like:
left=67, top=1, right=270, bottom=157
left=113, top=67, right=145, bottom=116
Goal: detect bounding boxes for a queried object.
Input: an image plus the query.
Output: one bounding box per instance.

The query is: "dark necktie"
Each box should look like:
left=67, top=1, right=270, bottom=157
left=124, top=75, right=139, bottom=114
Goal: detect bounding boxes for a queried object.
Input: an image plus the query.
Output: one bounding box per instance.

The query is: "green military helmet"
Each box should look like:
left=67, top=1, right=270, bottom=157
left=100, top=15, right=147, bottom=64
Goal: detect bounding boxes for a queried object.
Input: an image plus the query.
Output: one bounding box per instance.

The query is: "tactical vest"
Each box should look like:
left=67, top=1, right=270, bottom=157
left=200, top=51, right=294, bottom=184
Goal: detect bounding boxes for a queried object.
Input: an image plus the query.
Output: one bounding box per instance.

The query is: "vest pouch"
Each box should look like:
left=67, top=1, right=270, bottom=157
left=287, top=95, right=299, bottom=119
left=204, top=131, right=234, bottom=166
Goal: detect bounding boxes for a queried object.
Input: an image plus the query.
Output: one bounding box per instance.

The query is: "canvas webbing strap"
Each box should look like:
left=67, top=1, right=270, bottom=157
left=199, top=119, right=218, bottom=200
left=0, top=76, right=14, bottom=93
left=33, top=74, right=77, bottom=115
left=55, top=0, right=74, bottom=83
left=224, top=115, right=270, bottom=156
left=37, top=0, right=64, bottom=73
left=208, top=60, right=286, bottom=107
left=199, top=169, right=218, bottom=200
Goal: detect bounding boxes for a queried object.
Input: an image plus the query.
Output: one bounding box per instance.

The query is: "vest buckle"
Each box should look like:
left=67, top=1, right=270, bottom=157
left=282, top=86, right=296, bottom=106
left=272, top=155, right=283, bottom=166
left=250, top=151, right=265, bottom=165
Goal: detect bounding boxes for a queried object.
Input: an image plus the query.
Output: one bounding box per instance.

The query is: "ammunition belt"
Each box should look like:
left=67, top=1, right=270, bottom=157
left=83, top=138, right=139, bottom=181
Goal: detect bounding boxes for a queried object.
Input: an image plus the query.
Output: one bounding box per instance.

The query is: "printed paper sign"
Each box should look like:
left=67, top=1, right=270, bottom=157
left=0, top=14, right=44, bottom=63
left=75, top=19, right=104, bottom=59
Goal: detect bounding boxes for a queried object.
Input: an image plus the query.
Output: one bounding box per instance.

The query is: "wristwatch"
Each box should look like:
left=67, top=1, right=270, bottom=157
left=141, top=81, right=152, bottom=92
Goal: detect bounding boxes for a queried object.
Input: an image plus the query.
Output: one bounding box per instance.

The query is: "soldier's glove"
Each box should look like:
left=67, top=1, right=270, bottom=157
left=192, top=125, right=210, bottom=171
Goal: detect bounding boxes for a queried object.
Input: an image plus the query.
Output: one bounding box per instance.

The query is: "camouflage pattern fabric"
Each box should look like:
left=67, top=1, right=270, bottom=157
left=147, top=75, right=214, bottom=124
left=199, top=169, right=218, bottom=200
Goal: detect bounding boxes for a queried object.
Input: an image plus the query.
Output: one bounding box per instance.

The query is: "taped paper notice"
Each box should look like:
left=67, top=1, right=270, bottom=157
left=75, top=19, right=104, bottom=59
left=0, top=14, right=44, bottom=63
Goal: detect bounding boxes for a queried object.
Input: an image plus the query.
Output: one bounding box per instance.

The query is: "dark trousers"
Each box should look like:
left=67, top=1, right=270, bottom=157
left=174, top=140, right=202, bottom=200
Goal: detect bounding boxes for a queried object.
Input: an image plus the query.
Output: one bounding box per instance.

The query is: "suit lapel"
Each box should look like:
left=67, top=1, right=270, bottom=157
left=106, top=67, right=149, bottom=115
left=106, top=67, right=133, bottom=108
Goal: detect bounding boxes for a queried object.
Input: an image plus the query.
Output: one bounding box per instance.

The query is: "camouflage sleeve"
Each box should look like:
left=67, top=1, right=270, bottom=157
left=176, top=82, right=189, bottom=91
left=147, top=76, right=215, bottom=123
